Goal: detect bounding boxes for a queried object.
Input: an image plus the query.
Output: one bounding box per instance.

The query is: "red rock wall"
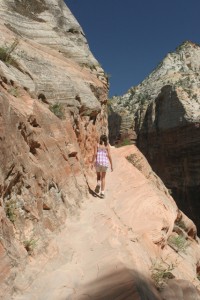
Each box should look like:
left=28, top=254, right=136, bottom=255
left=0, top=0, right=108, bottom=294
left=0, top=76, right=108, bottom=295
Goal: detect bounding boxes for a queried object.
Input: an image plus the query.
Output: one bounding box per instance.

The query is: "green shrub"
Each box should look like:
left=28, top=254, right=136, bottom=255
left=49, top=102, right=65, bottom=119
left=137, top=92, right=150, bottom=105
left=0, top=47, right=8, bottom=62
left=116, top=138, right=132, bottom=147
left=5, top=199, right=17, bottom=223
left=0, top=39, right=18, bottom=66
left=23, top=238, right=38, bottom=254
left=8, top=87, right=20, bottom=97
left=150, top=260, right=175, bottom=290
left=168, top=235, right=188, bottom=253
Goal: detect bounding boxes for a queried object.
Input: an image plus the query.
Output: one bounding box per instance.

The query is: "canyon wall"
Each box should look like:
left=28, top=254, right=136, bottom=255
left=138, top=84, right=200, bottom=232
left=1, top=2, right=200, bottom=298
left=109, top=41, right=200, bottom=231
left=0, top=0, right=108, bottom=295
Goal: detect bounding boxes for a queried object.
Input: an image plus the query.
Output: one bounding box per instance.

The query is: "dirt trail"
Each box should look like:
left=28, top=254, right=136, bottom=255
left=11, top=146, right=167, bottom=300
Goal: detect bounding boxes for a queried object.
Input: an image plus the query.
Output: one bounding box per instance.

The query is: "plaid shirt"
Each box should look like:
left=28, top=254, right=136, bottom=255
left=96, top=147, right=109, bottom=167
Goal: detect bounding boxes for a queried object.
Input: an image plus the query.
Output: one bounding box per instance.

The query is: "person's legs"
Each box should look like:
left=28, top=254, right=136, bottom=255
left=97, top=172, right=101, bottom=183
left=95, top=171, right=101, bottom=193
left=100, top=172, right=106, bottom=197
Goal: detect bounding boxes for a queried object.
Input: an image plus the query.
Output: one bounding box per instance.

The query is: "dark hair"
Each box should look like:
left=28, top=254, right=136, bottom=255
left=99, top=134, right=108, bottom=146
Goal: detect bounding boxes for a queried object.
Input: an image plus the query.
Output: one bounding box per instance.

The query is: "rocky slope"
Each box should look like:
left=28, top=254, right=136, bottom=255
left=109, top=41, right=200, bottom=232
left=1, top=1, right=200, bottom=299
left=9, top=146, right=200, bottom=300
left=109, top=41, right=200, bottom=142
left=0, top=0, right=108, bottom=296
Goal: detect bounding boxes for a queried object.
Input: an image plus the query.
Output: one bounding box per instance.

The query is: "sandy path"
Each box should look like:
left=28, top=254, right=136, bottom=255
left=11, top=146, right=161, bottom=300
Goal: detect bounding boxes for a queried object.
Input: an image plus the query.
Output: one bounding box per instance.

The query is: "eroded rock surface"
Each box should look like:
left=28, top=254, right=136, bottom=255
left=109, top=41, right=200, bottom=231
left=138, top=84, right=200, bottom=232
left=9, top=146, right=200, bottom=300
left=1, top=2, right=200, bottom=299
left=0, top=0, right=108, bottom=296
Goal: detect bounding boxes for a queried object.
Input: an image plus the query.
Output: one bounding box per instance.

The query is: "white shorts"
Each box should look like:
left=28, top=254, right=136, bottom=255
left=96, top=163, right=108, bottom=172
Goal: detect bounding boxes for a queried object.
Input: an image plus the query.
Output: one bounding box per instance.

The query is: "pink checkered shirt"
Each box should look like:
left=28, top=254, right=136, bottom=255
left=96, top=147, right=109, bottom=167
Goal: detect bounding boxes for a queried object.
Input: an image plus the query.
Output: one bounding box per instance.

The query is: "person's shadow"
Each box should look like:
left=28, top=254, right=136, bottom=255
left=88, top=186, right=102, bottom=198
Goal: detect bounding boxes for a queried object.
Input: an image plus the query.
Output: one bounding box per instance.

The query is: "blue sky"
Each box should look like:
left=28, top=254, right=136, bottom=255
left=65, top=0, right=200, bottom=97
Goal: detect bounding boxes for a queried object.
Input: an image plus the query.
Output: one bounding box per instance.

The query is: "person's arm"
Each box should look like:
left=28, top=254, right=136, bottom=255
left=107, top=145, right=113, bottom=171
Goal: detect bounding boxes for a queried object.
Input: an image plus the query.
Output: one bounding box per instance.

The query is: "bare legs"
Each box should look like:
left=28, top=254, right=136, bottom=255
left=97, top=172, right=101, bottom=182
left=95, top=172, right=101, bottom=193
left=101, top=172, right=106, bottom=193
left=96, top=172, right=106, bottom=194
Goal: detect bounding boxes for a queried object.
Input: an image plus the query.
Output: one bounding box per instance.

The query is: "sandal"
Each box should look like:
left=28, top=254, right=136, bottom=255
left=100, top=192, right=105, bottom=199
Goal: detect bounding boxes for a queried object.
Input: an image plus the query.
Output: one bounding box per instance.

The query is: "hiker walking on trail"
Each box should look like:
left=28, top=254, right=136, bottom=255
left=91, top=134, right=113, bottom=198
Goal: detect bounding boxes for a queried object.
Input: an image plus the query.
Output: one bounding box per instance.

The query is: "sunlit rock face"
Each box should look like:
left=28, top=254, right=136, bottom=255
left=109, top=41, right=200, bottom=231
left=137, top=84, right=200, bottom=233
left=0, top=0, right=108, bottom=295
left=7, top=145, right=200, bottom=300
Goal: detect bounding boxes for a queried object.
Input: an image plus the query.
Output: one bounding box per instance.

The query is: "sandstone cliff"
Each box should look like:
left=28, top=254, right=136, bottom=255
left=0, top=0, right=108, bottom=296
left=1, top=1, right=200, bottom=299
left=10, top=146, right=200, bottom=300
left=109, top=41, right=200, bottom=233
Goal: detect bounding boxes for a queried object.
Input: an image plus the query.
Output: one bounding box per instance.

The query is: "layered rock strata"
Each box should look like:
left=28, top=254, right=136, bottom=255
left=138, top=84, right=200, bottom=232
left=109, top=41, right=200, bottom=231
left=0, top=0, right=108, bottom=295
left=109, top=41, right=200, bottom=142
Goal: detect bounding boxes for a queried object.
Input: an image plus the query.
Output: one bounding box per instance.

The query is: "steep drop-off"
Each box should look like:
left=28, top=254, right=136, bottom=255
left=138, top=84, right=200, bottom=232
left=109, top=41, right=200, bottom=231
left=10, top=146, right=200, bottom=300
left=1, top=2, right=200, bottom=299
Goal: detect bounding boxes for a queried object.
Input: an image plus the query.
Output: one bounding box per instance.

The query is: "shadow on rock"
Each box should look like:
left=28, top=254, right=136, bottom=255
left=67, top=268, right=200, bottom=300
left=69, top=268, right=161, bottom=300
